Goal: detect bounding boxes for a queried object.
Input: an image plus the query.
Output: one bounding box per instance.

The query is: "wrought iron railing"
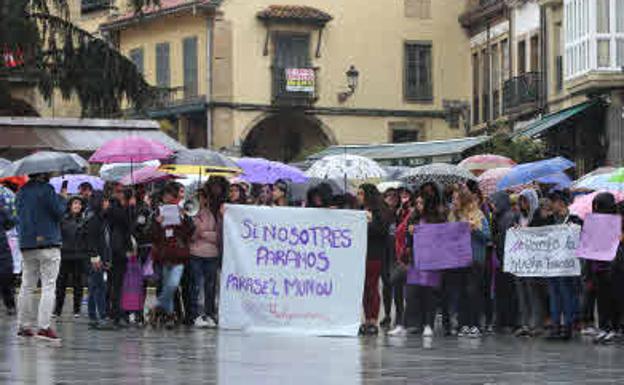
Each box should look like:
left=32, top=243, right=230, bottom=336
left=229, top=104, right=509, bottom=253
left=271, top=66, right=318, bottom=106
left=503, top=72, right=541, bottom=114
left=81, top=0, right=110, bottom=13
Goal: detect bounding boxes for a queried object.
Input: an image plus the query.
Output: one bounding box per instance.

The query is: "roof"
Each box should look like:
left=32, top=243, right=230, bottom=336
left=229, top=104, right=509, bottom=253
left=257, top=5, right=332, bottom=25
left=512, top=101, right=597, bottom=138
left=101, top=0, right=220, bottom=31
left=0, top=117, right=185, bottom=152
left=308, top=136, right=490, bottom=161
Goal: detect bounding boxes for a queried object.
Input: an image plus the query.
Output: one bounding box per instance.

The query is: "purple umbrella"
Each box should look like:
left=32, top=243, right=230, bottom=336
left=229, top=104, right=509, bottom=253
left=120, top=166, right=178, bottom=186
left=237, top=158, right=308, bottom=184
left=89, top=137, right=173, bottom=164
left=50, top=175, right=104, bottom=194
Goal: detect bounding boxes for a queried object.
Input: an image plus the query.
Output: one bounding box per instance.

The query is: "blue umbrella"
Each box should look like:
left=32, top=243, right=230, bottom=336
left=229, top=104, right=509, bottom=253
left=536, top=172, right=572, bottom=191
left=497, top=157, right=575, bottom=190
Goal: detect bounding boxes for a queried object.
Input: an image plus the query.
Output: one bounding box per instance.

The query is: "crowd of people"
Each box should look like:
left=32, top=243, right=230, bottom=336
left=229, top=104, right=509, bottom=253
left=1, top=171, right=624, bottom=345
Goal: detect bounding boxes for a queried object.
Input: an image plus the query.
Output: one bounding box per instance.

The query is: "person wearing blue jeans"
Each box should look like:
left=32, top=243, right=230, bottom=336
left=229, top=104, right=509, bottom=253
left=189, top=258, right=219, bottom=326
left=547, top=276, right=577, bottom=340
left=156, top=264, right=185, bottom=314
left=88, top=265, right=109, bottom=328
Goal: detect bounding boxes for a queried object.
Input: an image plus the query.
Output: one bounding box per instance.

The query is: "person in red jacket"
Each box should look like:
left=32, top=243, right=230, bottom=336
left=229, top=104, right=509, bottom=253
left=149, top=183, right=194, bottom=329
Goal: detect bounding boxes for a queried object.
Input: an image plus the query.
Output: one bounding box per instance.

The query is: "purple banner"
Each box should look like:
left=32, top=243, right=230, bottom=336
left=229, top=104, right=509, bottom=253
left=413, top=222, right=472, bottom=270
left=577, top=213, right=622, bottom=262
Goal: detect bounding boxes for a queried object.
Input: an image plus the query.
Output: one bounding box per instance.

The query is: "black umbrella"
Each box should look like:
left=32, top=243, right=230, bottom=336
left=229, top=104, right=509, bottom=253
left=1, top=151, right=88, bottom=177
left=290, top=177, right=351, bottom=203
left=169, top=149, right=238, bottom=169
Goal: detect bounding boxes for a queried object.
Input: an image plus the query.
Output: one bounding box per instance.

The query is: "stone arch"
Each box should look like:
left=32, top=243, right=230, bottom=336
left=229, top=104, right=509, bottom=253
left=241, top=112, right=335, bottom=162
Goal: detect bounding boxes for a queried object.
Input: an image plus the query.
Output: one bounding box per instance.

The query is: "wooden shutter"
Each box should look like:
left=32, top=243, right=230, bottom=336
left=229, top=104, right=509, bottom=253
left=156, top=42, right=170, bottom=88
left=183, top=37, right=198, bottom=97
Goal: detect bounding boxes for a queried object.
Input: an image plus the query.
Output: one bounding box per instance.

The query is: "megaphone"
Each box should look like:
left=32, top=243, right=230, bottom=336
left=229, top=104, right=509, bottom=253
left=179, top=196, right=200, bottom=217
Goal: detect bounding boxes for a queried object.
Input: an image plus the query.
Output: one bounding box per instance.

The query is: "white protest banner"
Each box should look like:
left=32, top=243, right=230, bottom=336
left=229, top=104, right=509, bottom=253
left=219, top=205, right=368, bottom=336
left=504, top=224, right=581, bottom=277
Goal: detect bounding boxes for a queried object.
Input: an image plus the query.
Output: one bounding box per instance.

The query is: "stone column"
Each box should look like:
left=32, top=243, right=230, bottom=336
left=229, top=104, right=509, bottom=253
left=606, top=91, right=624, bottom=165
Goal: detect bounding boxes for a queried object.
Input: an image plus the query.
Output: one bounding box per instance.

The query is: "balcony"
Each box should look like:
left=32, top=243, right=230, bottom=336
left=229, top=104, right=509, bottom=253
left=144, top=86, right=206, bottom=117
left=503, top=72, right=541, bottom=116
left=271, top=67, right=318, bottom=107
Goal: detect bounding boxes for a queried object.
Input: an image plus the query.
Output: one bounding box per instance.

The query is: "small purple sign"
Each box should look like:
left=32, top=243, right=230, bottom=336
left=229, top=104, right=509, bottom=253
left=406, top=269, right=441, bottom=287
left=413, top=222, right=473, bottom=270
left=577, top=213, right=622, bottom=262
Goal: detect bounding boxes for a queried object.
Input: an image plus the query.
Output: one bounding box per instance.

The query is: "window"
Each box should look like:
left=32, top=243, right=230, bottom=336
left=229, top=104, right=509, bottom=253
left=518, top=40, right=527, bottom=74
left=183, top=37, right=198, bottom=98
left=472, top=52, right=480, bottom=125
left=404, top=0, right=431, bottom=19
left=404, top=42, right=433, bottom=102
left=390, top=121, right=423, bottom=143
left=129, top=48, right=144, bottom=75
left=501, top=39, right=509, bottom=81
left=155, top=42, right=170, bottom=88
left=530, top=35, right=539, bottom=72
left=492, top=44, right=500, bottom=119
left=565, top=0, right=624, bottom=78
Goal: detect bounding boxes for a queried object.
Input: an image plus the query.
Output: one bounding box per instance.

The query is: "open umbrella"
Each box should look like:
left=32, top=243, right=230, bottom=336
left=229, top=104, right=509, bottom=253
left=306, top=155, right=386, bottom=181
left=383, top=166, right=411, bottom=180
left=89, top=137, right=173, bottom=164
left=478, top=167, right=511, bottom=196
left=569, top=191, right=624, bottom=219
left=458, top=154, right=516, bottom=175
left=377, top=181, right=407, bottom=193
left=289, top=177, right=352, bottom=203
left=168, top=149, right=239, bottom=169
left=400, top=163, right=476, bottom=187
left=1, top=151, right=88, bottom=177
left=497, top=157, right=575, bottom=190
left=99, top=160, right=161, bottom=182
left=50, top=174, right=104, bottom=194
left=237, top=157, right=308, bottom=184
left=120, top=166, right=178, bottom=186
left=536, top=172, right=572, bottom=190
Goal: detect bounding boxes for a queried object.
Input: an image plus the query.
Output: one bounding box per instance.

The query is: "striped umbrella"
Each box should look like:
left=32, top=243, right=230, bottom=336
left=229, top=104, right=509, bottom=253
left=459, top=154, right=516, bottom=176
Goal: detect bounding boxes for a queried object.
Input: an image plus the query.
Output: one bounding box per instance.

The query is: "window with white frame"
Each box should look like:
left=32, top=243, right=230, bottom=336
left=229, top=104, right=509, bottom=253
left=565, top=0, right=624, bottom=79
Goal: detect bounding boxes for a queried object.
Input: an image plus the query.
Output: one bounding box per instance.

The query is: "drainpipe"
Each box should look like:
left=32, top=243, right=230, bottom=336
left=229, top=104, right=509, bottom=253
left=539, top=3, right=548, bottom=114
left=206, top=15, right=215, bottom=149
left=486, top=22, right=492, bottom=134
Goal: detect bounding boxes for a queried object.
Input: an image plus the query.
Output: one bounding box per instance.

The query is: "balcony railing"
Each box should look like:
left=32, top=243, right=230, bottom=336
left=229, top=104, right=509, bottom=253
left=272, top=66, right=318, bottom=107
left=149, top=86, right=204, bottom=110
left=503, top=72, right=541, bottom=115
left=81, top=0, right=110, bottom=13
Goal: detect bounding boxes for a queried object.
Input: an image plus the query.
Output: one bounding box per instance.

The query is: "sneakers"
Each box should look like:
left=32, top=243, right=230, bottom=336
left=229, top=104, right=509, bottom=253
left=73, top=313, right=80, bottom=319
left=423, top=325, right=434, bottom=338
left=380, top=317, right=392, bottom=329
left=17, top=328, right=35, bottom=338
left=387, top=325, right=407, bottom=337
left=469, top=326, right=482, bottom=338
left=194, top=316, right=216, bottom=329
left=457, top=326, right=470, bottom=337
left=485, top=325, right=495, bottom=335
left=36, top=328, right=61, bottom=345
left=594, top=330, right=616, bottom=344
left=582, top=326, right=599, bottom=336
left=515, top=326, right=532, bottom=338
left=366, top=325, right=379, bottom=336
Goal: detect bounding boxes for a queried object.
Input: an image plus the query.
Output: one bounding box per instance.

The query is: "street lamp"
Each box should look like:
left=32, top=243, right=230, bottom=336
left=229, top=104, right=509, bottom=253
left=338, top=65, right=359, bottom=103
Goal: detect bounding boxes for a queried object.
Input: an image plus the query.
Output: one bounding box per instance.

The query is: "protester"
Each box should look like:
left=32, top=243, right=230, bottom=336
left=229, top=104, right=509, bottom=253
left=357, top=184, right=390, bottom=336
left=229, top=182, right=248, bottom=205
left=490, top=191, right=519, bottom=332
left=0, top=204, right=16, bottom=316
left=448, top=185, right=490, bottom=338
left=590, top=192, right=619, bottom=343
left=513, top=188, right=543, bottom=337
left=189, top=188, right=221, bottom=328
left=54, top=197, right=89, bottom=318
left=16, top=173, right=67, bottom=343
left=272, top=180, right=290, bottom=207
left=149, top=183, right=194, bottom=329
left=380, top=188, right=400, bottom=329
left=86, top=195, right=112, bottom=329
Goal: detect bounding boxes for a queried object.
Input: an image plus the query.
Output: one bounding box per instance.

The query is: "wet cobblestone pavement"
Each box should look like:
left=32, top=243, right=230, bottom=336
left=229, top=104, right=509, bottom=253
left=3, top=314, right=624, bottom=384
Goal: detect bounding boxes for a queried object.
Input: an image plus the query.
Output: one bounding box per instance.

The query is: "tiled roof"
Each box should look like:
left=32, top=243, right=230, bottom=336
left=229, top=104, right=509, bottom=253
left=101, top=0, right=218, bottom=30
left=257, top=5, right=332, bottom=24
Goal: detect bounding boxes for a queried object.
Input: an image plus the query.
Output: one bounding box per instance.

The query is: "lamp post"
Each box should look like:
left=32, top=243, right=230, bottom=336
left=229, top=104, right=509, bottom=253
left=338, top=65, right=359, bottom=103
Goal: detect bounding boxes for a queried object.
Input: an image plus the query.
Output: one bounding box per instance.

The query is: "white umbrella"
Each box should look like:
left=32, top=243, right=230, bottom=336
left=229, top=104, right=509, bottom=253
left=306, top=154, right=387, bottom=181
left=400, top=163, right=476, bottom=187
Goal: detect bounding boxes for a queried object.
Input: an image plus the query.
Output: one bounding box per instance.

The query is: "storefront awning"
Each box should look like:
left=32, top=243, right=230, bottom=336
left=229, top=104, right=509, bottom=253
left=0, top=117, right=185, bottom=154
left=513, top=101, right=597, bottom=139
left=308, top=136, right=489, bottom=165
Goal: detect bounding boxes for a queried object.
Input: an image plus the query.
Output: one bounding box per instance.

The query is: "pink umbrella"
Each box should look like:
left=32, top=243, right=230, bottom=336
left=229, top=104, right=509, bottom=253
left=478, top=167, right=533, bottom=197
left=569, top=191, right=624, bottom=220
left=459, top=154, right=516, bottom=176
left=120, top=166, right=178, bottom=186
left=89, top=137, right=173, bottom=164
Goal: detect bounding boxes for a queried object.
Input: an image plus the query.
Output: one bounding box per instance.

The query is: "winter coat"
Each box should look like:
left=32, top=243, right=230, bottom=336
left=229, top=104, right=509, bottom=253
left=151, top=208, right=195, bottom=265
left=61, top=213, right=89, bottom=260
left=490, top=191, right=519, bottom=263
left=190, top=208, right=220, bottom=258
left=85, top=209, right=112, bottom=264
left=16, top=181, right=66, bottom=249
left=107, top=199, right=136, bottom=259
left=0, top=207, right=14, bottom=275
left=366, top=209, right=389, bottom=261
